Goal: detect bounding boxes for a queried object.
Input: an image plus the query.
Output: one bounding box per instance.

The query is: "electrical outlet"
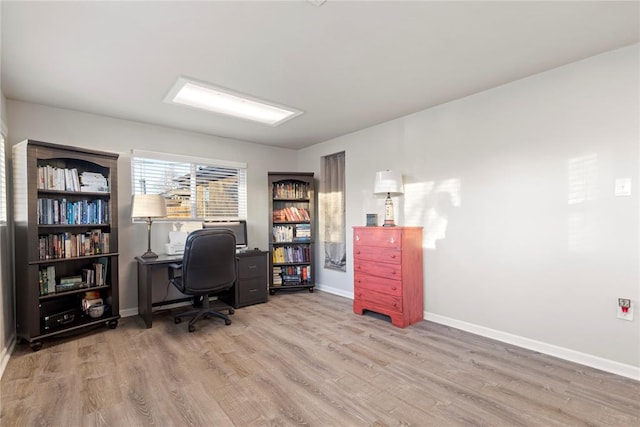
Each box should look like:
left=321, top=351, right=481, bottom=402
left=617, top=298, right=634, bottom=321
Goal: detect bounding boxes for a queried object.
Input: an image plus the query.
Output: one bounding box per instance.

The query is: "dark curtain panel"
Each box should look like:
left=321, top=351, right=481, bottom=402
left=321, top=151, right=346, bottom=271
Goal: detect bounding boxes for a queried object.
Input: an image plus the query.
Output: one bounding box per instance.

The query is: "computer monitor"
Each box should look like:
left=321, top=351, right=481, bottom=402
left=202, top=220, right=248, bottom=249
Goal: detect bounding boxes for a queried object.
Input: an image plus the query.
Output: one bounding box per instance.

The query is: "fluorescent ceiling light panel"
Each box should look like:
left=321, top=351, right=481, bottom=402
left=165, top=77, right=303, bottom=126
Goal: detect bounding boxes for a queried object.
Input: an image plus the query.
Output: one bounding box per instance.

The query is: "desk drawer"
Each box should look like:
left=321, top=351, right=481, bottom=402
left=238, top=254, right=267, bottom=279
left=237, top=277, right=267, bottom=307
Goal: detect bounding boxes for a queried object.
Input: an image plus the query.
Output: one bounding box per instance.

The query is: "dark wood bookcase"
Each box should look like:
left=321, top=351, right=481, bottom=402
left=268, top=172, right=315, bottom=294
left=13, top=140, right=120, bottom=350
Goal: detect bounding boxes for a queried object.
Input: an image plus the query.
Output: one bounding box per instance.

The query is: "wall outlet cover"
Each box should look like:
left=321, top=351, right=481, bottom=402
left=617, top=303, right=634, bottom=321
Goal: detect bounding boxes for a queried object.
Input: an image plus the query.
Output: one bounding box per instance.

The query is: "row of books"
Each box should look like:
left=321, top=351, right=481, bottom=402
left=37, top=198, right=109, bottom=225
left=38, top=230, right=110, bottom=260
left=272, top=245, right=311, bottom=264
left=38, top=258, right=108, bottom=296
left=37, top=166, right=109, bottom=193
left=272, top=207, right=310, bottom=222
left=272, top=224, right=311, bottom=243
left=273, top=182, right=310, bottom=199
left=272, top=265, right=312, bottom=286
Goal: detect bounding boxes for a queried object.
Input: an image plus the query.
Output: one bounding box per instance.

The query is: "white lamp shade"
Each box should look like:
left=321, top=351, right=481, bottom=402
left=374, top=170, right=403, bottom=196
left=131, top=194, right=167, bottom=218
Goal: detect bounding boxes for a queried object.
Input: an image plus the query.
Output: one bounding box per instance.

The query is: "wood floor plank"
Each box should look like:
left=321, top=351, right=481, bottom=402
left=2, top=291, right=639, bottom=426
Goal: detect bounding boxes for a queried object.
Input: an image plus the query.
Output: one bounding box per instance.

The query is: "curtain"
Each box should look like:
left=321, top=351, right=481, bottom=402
left=321, top=151, right=346, bottom=271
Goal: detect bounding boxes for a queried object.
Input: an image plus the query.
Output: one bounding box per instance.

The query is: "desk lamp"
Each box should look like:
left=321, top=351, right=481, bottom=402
left=131, top=194, right=167, bottom=258
left=374, top=170, right=403, bottom=227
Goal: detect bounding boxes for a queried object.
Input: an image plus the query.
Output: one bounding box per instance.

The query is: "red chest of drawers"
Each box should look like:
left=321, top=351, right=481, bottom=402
left=353, top=226, right=423, bottom=327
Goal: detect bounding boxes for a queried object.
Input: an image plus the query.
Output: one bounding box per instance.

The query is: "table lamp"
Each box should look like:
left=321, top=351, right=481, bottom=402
left=374, top=170, right=403, bottom=227
left=131, top=194, right=167, bottom=258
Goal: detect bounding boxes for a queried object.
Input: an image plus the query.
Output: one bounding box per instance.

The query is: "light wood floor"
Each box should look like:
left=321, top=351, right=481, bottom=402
left=1, top=291, right=639, bottom=426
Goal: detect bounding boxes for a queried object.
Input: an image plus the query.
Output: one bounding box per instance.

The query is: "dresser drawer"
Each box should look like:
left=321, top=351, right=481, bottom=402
left=354, top=259, right=401, bottom=279
left=354, top=228, right=402, bottom=249
left=354, top=288, right=402, bottom=312
left=354, top=246, right=401, bottom=264
left=354, top=272, right=402, bottom=296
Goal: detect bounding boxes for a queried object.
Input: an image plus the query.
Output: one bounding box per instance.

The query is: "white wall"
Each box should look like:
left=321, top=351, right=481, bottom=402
left=5, top=101, right=298, bottom=317
left=299, top=44, right=640, bottom=378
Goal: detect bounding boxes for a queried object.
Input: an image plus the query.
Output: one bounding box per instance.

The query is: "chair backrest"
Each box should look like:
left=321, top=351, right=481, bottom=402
left=181, top=228, right=237, bottom=295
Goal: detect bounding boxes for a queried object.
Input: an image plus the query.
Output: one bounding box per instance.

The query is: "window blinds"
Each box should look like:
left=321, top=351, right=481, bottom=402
left=131, top=150, right=247, bottom=221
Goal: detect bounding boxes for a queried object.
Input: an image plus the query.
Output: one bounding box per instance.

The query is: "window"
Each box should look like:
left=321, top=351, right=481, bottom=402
left=321, top=151, right=346, bottom=271
left=131, top=150, right=247, bottom=221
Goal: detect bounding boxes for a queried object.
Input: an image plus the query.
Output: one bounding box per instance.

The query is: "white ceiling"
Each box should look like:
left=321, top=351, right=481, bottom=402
left=2, top=1, right=639, bottom=150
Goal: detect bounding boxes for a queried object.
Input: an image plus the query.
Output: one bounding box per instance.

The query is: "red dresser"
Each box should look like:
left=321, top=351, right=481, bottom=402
left=353, top=226, right=423, bottom=327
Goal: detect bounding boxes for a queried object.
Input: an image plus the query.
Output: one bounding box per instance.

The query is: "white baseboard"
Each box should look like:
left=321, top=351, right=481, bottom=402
left=0, top=334, right=16, bottom=380
left=426, top=312, right=640, bottom=381
left=315, top=283, right=353, bottom=299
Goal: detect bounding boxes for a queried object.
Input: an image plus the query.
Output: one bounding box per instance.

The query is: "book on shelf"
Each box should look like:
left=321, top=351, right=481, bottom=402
left=38, top=230, right=111, bottom=260
left=272, top=207, right=310, bottom=222
left=272, top=182, right=309, bottom=199
left=79, top=171, right=109, bottom=192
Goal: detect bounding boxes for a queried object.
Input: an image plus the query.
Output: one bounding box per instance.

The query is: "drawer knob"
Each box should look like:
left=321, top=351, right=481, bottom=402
left=391, top=286, right=397, bottom=290
left=390, top=237, right=395, bottom=244
left=391, top=254, right=396, bottom=259
left=356, top=235, right=360, bottom=241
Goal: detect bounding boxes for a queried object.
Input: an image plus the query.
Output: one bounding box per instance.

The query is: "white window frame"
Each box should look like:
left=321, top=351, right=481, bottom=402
left=0, top=132, right=6, bottom=223
left=131, top=149, right=247, bottom=222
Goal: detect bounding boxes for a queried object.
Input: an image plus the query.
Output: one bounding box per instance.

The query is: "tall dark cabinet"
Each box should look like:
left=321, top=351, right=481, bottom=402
left=13, top=140, right=120, bottom=350
left=268, top=172, right=315, bottom=294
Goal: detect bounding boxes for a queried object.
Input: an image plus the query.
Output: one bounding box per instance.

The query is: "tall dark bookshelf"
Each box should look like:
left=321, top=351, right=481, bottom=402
left=268, top=172, right=315, bottom=294
left=13, top=140, right=120, bottom=351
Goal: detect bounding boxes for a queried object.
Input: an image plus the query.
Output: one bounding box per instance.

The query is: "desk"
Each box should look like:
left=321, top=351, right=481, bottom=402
left=136, top=251, right=268, bottom=328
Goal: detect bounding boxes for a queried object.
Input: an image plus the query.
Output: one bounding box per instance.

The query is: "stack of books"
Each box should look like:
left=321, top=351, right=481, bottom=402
left=80, top=172, right=109, bottom=192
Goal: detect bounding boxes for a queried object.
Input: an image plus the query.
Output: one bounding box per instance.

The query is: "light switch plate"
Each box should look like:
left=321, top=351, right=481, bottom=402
left=615, top=178, right=631, bottom=196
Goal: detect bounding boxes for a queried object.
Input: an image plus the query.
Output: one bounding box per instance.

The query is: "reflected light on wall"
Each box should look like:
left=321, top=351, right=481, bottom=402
left=567, top=154, right=599, bottom=252
left=568, top=154, right=598, bottom=204
left=405, top=178, right=461, bottom=249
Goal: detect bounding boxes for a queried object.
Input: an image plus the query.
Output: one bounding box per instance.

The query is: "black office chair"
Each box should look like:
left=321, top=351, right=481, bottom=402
left=168, top=228, right=237, bottom=332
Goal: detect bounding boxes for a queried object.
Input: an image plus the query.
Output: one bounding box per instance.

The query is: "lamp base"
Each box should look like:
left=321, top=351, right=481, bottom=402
left=140, top=250, right=158, bottom=259
left=383, top=193, right=396, bottom=227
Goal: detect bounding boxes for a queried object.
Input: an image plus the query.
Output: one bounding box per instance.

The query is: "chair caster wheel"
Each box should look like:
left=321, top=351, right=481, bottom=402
left=188, top=324, right=196, bottom=333
left=175, top=317, right=182, bottom=324
left=29, top=342, right=42, bottom=352
left=225, top=319, right=232, bottom=326
left=228, top=308, right=235, bottom=315
left=309, top=288, right=314, bottom=293
left=108, top=320, right=118, bottom=329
